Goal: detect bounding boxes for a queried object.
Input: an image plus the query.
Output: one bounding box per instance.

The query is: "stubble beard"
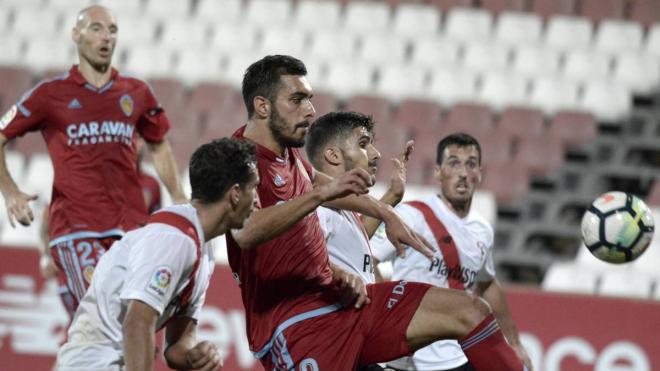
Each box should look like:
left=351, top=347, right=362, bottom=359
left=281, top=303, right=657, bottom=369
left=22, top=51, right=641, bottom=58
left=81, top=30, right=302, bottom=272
left=268, top=108, right=306, bottom=148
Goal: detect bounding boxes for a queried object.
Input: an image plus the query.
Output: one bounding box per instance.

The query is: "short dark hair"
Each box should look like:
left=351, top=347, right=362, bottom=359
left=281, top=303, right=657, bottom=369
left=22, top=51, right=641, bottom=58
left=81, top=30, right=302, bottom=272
left=305, top=111, right=375, bottom=169
left=189, top=138, right=257, bottom=203
left=242, top=55, right=307, bottom=119
left=436, top=132, right=482, bottom=165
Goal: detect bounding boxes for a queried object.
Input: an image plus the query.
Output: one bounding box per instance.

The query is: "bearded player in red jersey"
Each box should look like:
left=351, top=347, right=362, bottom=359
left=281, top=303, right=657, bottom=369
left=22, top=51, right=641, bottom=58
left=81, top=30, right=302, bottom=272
left=0, top=5, right=186, bottom=318
left=227, top=55, right=526, bottom=370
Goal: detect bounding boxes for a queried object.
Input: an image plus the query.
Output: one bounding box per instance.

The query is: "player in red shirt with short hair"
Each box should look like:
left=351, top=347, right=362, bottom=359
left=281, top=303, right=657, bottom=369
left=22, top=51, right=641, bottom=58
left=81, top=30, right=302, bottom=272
left=0, top=5, right=186, bottom=317
left=227, top=55, right=526, bottom=370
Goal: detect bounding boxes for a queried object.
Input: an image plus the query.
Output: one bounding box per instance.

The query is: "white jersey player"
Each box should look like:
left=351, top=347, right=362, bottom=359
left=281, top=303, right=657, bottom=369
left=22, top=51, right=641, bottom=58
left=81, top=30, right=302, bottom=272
left=57, top=138, right=259, bottom=371
left=371, top=133, right=532, bottom=371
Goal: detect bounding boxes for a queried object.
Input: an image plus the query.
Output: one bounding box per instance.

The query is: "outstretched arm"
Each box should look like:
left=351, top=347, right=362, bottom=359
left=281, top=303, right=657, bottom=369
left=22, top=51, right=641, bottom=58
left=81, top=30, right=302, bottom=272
left=231, top=168, right=372, bottom=249
left=0, top=133, right=38, bottom=227
left=361, top=140, right=414, bottom=237
left=147, top=139, right=187, bottom=204
left=476, top=279, right=533, bottom=370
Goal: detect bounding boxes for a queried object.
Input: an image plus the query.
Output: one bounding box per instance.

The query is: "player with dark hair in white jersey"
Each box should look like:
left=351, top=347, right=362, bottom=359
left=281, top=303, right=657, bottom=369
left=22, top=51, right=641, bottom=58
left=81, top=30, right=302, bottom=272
left=370, top=133, right=533, bottom=371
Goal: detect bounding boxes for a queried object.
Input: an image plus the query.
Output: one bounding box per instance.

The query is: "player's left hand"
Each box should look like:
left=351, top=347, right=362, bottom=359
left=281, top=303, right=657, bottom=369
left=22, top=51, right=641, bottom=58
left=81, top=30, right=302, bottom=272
left=185, top=341, right=223, bottom=371
left=331, top=264, right=370, bottom=309
left=388, top=140, right=414, bottom=201
left=512, top=342, right=533, bottom=371
left=382, top=208, right=435, bottom=260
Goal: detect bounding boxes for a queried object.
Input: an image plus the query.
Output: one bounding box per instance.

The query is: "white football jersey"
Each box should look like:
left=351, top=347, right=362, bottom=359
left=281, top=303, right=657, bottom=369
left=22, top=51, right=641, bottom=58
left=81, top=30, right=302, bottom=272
left=57, top=204, right=215, bottom=370
left=317, top=206, right=375, bottom=284
left=371, top=194, right=495, bottom=370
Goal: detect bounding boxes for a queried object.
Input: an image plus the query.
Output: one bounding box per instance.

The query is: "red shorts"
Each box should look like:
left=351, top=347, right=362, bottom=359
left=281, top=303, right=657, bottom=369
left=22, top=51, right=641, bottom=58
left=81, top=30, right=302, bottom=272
left=51, top=236, right=119, bottom=317
left=258, top=280, right=432, bottom=370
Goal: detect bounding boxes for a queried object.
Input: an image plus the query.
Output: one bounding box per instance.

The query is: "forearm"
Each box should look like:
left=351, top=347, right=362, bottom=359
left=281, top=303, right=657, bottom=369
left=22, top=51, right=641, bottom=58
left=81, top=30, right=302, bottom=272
left=0, top=138, right=19, bottom=197
left=123, top=318, right=155, bottom=371
left=232, top=188, right=326, bottom=249
left=360, top=189, right=403, bottom=237
left=148, top=140, right=186, bottom=201
left=324, top=193, right=393, bottom=221
left=164, top=335, right=196, bottom=369
left=480, top=280, right=522, bottom=346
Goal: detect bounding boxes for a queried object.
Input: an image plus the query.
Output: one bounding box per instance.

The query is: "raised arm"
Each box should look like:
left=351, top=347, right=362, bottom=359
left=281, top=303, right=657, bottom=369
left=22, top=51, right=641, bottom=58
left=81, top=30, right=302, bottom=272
left=231, top=168, right=372, bottom=249
left=147, top=139, right=187, bottom=203
left=0, top=133, right=38, bottom=227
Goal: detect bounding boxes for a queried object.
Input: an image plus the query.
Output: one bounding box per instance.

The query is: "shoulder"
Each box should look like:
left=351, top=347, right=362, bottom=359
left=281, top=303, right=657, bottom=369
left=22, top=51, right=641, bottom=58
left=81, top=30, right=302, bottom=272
left=22, top=72, right=70, bottom=99
left=468, top=211, right=495, bottom=241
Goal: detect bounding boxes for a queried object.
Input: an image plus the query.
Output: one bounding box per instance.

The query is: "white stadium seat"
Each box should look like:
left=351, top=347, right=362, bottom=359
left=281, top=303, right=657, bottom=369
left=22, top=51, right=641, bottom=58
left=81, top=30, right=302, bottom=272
left=9, top=7, right=63, bottom=40
left=632, top=224, right=660, bottom=278
left=220, top=52, right=264, bottom=89
left=292, top=0, right=342, bottom=31
left=258, top=27, right=307, bottom=58
left=410, top=37, right=461, bottom=69
left=194, top=0, right=243, bottom=23
left=599, top=270, right=653, bottom=299
left=429, top=68, right=478, bottom=107
left=172, top=48, right=224, bottom=85
left=4, top=151, right=26, bottom=186
left=544, top=15, right=593, bottom=51
left=644, top=23, right=660, bottom=58
left=23, top=153, right=53, bottom=202
left=494, top=12, right=543, bottom=46
left=210, top=23, right=259, bottom=55
left=0, top=36, right=25, bottom=66
left=477, top=73, right=528, bottom=112
left=123, top=46, right=174, bottom=79
left=374, top=64, right=427, bottom=102
left=116, top=16, right=159, bottom=47
left=613, top=52, right=660, bottom=95
left=343, top=1, right=391, bottom=35
left=357, top=34, right=408, bottom=66
left=144, top=0, right=192, bottom=19
left=159, top=20, right=210, bottom=48
left=528, top=77, right=580, bottom=115
left=463, top=42, right=510, bottom=73
left=511, top=46, right=562, bottom=79
left=392, top=3, right=441, bottom=39
left=318, top=62, right=374, bottom=100
left=444, top=8, right=493, bottom=43
left=23, top=39, right=76, bottom=73
left=307, top=31, right=357, bottom=62
left=580, top=80, right=632, bottom=122
left=244, top=0, right=292, bottom=27
left=542, top=262, right=598, bottom=294
left=563, top=49, right=612, bottom=83
left=594, top=20, right=644, bottom=55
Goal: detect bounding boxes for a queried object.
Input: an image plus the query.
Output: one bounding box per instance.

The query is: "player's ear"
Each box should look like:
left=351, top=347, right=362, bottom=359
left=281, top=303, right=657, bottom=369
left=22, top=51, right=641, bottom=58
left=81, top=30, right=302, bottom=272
left=228, top=184, right=241, bottom=207
left=323, top=146, right=342, bottom=166
left=433, top=164, right=442, bottom=183
left=253, top=96, right=270, bottom=120
left=72, top=27, right=80, bottom=44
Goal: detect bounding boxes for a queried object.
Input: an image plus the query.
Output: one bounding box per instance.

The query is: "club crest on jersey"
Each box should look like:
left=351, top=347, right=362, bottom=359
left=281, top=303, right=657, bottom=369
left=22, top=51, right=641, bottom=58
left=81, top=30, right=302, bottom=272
left=119, top=94, right=134, bottom=117
left=0, top=105, right=17, bottom=130
left=83, top=265, right=95, bottom=284
left=147, top=266, right=172, bottom=297
left=274, top=173, right=286, bottom=187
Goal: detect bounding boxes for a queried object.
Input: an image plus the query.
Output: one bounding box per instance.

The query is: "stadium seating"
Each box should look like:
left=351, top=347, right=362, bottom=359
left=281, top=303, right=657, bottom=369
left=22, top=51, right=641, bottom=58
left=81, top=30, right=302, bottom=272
left=497, top=107, right=545, bottom=141
left=343, top=1, right=392, bottom=35
left=391, top=3, right=441, bottom=39
left=374, top=64, right=427, bottom=102
left=530, top=0, right=576, bottom=20
left=410, top=37, right=462, bottom=69
left=293, top=0, right=342, bottom=31
left=579, top=0, right=625, bottom=24
left=428, top=68, right=478, bottom=107
left=542, top=262, right=598, bottom=294
left=544, top=15, right=593, bottom=51
left=444, top=8, right=493, bottom=43
left=527, top=77, right=580, bottom=116
left=510, top=45, right=561, bottom=79
left=194, top=0, right=243, bottom=24
left=244, top=0, right=292, bottom=27
left=494, top=11, right=543, bottom=46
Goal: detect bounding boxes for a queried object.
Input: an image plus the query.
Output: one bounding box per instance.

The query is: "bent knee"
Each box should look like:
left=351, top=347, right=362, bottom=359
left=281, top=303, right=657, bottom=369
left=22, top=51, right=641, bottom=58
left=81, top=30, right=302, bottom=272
left=456, top=296, right=492, bottom=338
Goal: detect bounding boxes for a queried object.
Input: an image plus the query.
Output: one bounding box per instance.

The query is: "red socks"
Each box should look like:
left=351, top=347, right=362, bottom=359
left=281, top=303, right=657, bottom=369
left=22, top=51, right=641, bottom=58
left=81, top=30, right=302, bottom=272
left=459, top=314, right=525, bottom=371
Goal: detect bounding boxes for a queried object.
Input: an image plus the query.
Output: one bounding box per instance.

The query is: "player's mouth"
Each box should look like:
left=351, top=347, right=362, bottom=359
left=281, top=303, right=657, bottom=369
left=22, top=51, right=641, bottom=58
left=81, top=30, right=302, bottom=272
left=99, top=46, right=111, bottom=58
left=456, top=182, right=469, bottom=193
left=368, top=161, right=378, bottom=175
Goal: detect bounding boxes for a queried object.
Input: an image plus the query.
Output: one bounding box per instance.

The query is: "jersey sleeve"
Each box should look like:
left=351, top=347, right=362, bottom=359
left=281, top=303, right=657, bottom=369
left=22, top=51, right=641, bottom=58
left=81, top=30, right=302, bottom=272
left=0, top=82, right=48, bottom=139
left=136, top=83, right=170, bottom=143
left=315, top=207, right=334, bottom=240
left=119, top=231, right=196, bottom=315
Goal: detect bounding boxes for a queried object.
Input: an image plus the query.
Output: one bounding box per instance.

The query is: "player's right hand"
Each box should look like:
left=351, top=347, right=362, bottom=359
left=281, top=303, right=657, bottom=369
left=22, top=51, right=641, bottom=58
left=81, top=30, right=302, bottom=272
left=319, top=168, right=373, bottom=202
left=4, top=190, right=38, bottom=227
left=185, top=341, right=223, bottom=371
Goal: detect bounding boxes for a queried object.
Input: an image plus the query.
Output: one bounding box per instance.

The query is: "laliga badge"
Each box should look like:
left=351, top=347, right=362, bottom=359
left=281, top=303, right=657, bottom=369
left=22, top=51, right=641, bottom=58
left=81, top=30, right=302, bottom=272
left=0, top=105, right=17, bottom=130
left=147, top=266, right=172, bottom=297
left=274, top=173, right=286, bottom=187
left=119, top=94, right=134, bottom=117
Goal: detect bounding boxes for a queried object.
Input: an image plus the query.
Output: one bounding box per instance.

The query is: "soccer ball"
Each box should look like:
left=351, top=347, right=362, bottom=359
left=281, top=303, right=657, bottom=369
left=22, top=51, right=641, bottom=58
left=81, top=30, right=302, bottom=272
left=581, top=191, right=655, bottom=263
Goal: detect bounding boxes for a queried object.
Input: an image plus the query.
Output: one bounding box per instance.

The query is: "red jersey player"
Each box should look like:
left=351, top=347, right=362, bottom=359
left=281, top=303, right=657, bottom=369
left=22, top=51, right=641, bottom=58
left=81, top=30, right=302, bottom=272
left=227, top=55, right=526, bottom=370
left=0, top=5, right=186, bottom=318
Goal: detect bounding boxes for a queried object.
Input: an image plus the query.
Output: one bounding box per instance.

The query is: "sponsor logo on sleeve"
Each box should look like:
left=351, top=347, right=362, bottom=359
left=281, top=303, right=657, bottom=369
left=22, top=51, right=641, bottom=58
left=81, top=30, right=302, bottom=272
left=119, top=94, right=134, bottom=117
left=147, top=266, right=173, bottom=297
left=0, top=105, right=18, bottom=130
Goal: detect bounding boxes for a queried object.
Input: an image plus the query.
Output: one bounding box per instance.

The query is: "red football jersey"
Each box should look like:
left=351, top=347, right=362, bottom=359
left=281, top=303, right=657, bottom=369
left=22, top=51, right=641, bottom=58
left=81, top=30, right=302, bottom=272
left=138, top=170, right=161, bottom=214
left=227, top=126, right=338, bottom=352
left=0, top=65, right=170, bottom=244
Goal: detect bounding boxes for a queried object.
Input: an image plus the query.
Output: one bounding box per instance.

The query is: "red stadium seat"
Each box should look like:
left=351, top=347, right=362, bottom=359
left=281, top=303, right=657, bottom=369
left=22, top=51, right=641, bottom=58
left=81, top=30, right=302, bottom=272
left=513, top=137, right=564, bottom=176
left=374, top=124, right=409, bottom=183
left=311, top=91, right=339, bottom=117
left=496, top=107, right=545, bottom=142
left=529, top=0, right=576, bottom=19
left=479, top=132, right=513, bottom=168
left=442, top=103, right=494, bottom=142
left=647, top=180, right=660, bottom=206
left=548, top=111, right=597, bottom=148
left=480, top=0, right=525, bottom=15
left=579, top=0, right=624, bottom=23
left=392, top=99, right=442, bottom=137
left=203, top=108, right=247, bottom=140
left=481, top=164, right=529, bottom=204
left=0, top=66, right=34, bottom=112
left=189, top=82, right=240, bottom=120
left=629, top=0, right=660, bottom=29
left=147, top=78, right=186, bottom=114
left=344, top=95, right=393, bottom=126
left=426, top=0, right=474, bottom=12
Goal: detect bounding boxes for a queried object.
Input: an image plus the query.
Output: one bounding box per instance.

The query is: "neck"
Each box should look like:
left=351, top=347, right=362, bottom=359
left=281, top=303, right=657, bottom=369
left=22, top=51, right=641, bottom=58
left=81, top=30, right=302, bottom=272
left=191, top=200, right=232, bottom=241
left=244, top=119, right=285, bottom=156
left=438, top=194, right=471, bottom=218
left=321, top=165, right=343, bottom=178
left=77, top=61, right=112, bottom=88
